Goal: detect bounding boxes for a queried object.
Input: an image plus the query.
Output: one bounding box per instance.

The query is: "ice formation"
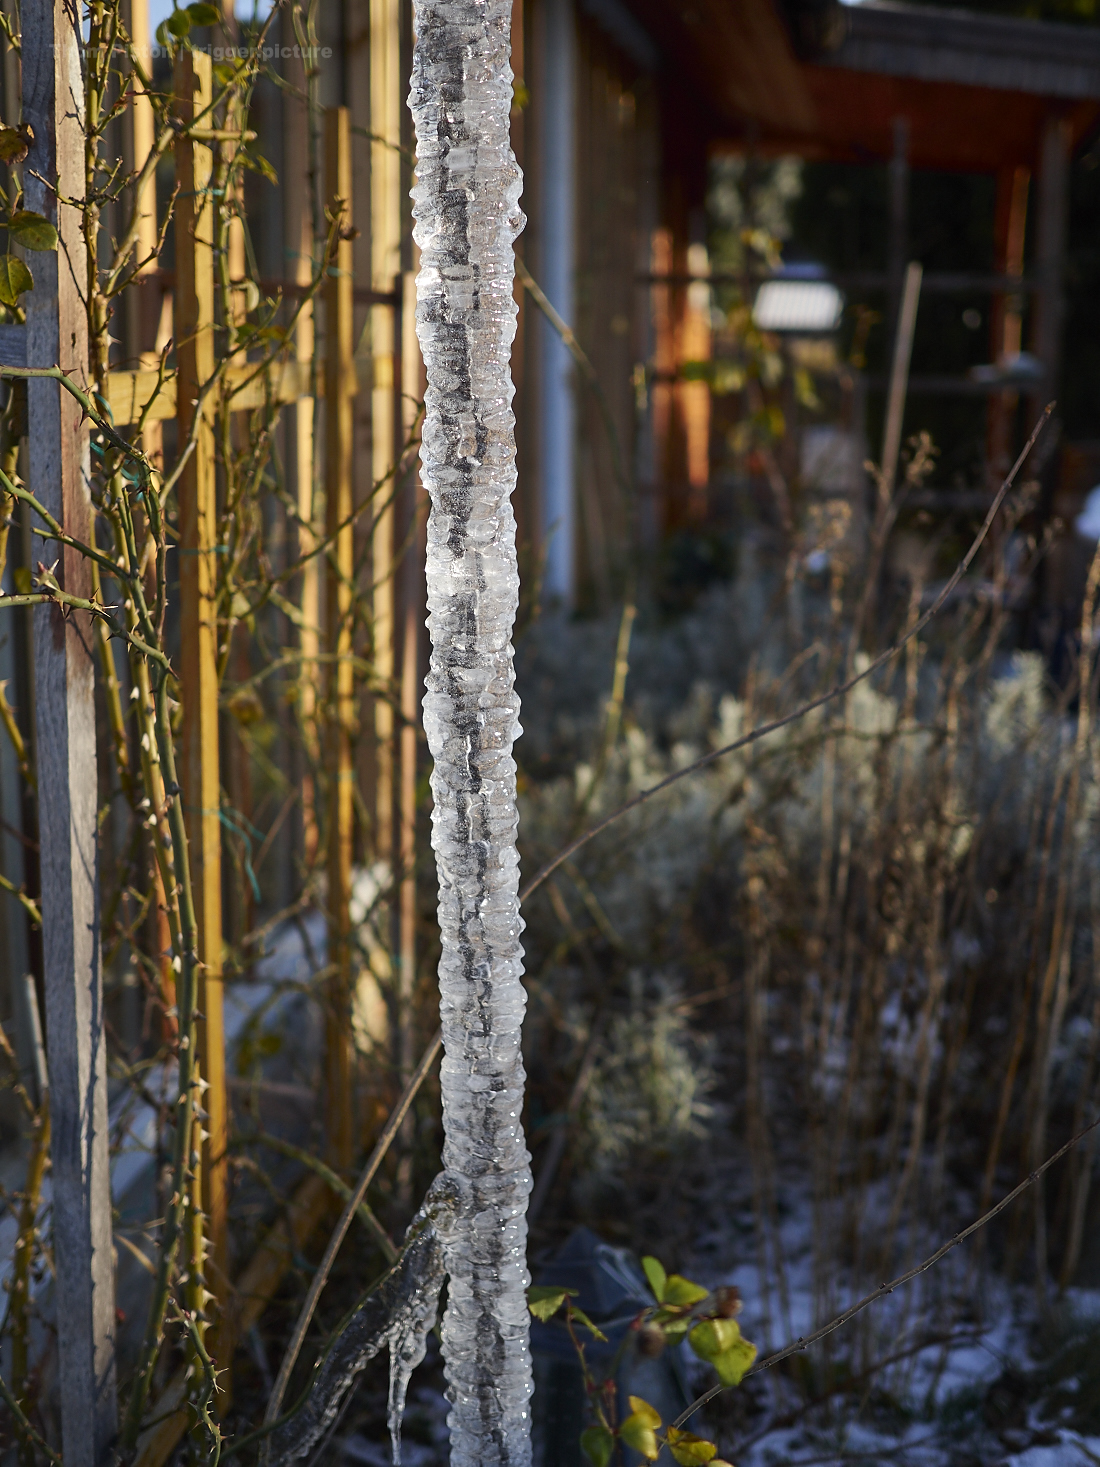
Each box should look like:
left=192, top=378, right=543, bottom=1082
left=409, top=3, right=533, bottom=1465
left=267, top=1176, right=456, bottom=1467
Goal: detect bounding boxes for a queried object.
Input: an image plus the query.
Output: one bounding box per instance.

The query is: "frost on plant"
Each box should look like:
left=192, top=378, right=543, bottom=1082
left=267, top=1177, right=456, bottom=1467
left=409, top=2, right=532, bottom=1466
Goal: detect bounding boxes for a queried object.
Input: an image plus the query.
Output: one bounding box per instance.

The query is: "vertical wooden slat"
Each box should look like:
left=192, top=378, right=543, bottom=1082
left=681, top=235, right=711, bottom=524
left=174, top=47, right=228, bottom=1333
left=398, top=267, right=421, bottom=1087
left=371, top=0, right=402, bottom=882
left=880, top=261, right=923, bottom=503
left=121, top=0, right=158, bottom=391
left=650, top=226, right=674, bottom=536
left=1030, top=114, right=1072, bottom=424
left=282, top=18, right=320, bottom=865
left=23, top=1, right=118, bottom=1460
left=887, top=115, right=910, bottom=352
left=324, top=106, right=356, bottom=1171
left=987, top=164, right=1030, bottom=481
left=123, top=0, right=157, bottom=277
left=537, top=0, right=578, bottom=602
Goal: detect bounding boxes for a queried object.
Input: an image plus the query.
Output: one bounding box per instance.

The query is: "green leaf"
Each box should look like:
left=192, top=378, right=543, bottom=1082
left=580, top=1426, right=614, bottom=1467
left=0, top=252, right=33, bottom=306
left=527, top=1285, right=576, bottom=1322
left=666, top=1428, right=718, bottom=1466
left=690, top=1318, right=758, bottom=1386
left=688, top=1318, right=742, bottom=1362
left=710, top=1336, right=758, bottom=1387
left=167, top=8, right=192, bottom=37
left=642, top=1256, right=667, bottom=1302
left=0, top=127, right=28, bottom=165
left=154, top=19, right=173, bottom=47
left=662, top=1274, right=710, bottom=1308
left=620, top=1401, right=661, bottom=1461
left=626, top=1398, right=661, bottom=1429
left=8, top=211, right=57, bottom=252
left=186, top=1, right=221, bottom=22
left=570, top=1306, right=608, bottom=1343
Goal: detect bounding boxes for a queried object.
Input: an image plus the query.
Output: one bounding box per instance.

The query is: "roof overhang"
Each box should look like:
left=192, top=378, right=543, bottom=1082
left=615, top=0, right=1100, bottom=172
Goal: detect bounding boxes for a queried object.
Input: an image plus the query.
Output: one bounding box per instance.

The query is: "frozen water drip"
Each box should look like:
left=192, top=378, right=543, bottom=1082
left=410, top=3, right=534, bottom=1465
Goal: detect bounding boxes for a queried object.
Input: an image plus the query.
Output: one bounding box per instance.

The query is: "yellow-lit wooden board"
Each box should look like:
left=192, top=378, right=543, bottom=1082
left=104, top=357, right=365, bottom=427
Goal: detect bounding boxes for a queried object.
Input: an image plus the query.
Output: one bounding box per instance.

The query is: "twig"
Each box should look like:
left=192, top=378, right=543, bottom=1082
left=238, top=1127, right=397, bottom=1264
left=0, top=1367, right=62, bottom=1466
left=518, top=404, right=1053, bottom=906
left=0, top=869, right=41, bottom=927
left=672, top=1106, right=1100, bottom=1430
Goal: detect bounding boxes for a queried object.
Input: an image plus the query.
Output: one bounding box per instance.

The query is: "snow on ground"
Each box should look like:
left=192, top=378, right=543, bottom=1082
left=0, top=910, right=328, bottom=1318
left=686, top=1181, right=1100, bottom=1465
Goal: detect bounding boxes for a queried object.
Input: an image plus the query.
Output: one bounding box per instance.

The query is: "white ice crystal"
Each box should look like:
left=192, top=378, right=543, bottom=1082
left=409, top=4, right=533, bottom=1465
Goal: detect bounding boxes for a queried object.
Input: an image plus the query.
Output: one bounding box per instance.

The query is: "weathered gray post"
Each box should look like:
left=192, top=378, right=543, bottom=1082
left=23, top=1, right=118, bottom=1460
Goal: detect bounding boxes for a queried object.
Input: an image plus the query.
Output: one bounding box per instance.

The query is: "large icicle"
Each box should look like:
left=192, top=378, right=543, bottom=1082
left=409, top=4, right=533, bottom=1465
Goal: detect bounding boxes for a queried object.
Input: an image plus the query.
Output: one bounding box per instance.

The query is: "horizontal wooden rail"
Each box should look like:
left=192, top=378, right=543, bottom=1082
left=637, top=271, right=1038, bottom=294
left=110, top=356, right=369, bottom=425
left=119, top=264, right=399, bottom=309
left=869, top=371, right=1044, bottom=396
left=0, top=327, right=368, bottom=425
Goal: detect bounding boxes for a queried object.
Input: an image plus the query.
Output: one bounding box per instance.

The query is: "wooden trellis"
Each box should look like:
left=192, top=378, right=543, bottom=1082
left=0, top=2, right=416, bottom=1461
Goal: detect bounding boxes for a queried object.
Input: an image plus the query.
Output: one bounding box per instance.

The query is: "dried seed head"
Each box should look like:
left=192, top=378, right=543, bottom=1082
left=636, top=1323, right=666, bottom=1359
left=713, top=1286, right=743, bottom=1318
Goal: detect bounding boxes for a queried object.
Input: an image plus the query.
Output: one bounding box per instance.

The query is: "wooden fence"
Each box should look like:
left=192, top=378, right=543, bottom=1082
left=0, top=2, right=425, bottom=1462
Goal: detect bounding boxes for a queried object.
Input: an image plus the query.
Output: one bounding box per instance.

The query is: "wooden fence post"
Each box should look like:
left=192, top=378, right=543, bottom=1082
left=398, top=265, right=422, bottom=1089
left=282, top=22, right=320, bottom=864
left=1030, top=113, right=1072, bottom=424
left=22, top=1, right=118, bottom=1460
left=371, top=0, right=402, bottom=884
left=175, top=47, right=228, bottom=1341
left=324, top=106, right=356, bottom=1171
left=987, top=165, right=1030, bottom=481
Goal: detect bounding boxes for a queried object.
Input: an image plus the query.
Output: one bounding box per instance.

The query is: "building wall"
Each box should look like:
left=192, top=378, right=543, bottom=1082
left=519, top=0, right=675, bottom=610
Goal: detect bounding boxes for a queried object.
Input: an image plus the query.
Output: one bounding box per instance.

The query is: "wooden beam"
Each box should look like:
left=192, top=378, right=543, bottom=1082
left=398, top=264, right=421, bottom=1091
left=988, top=164, right=1030, bottom=479
left=281, top=14, right=321, bottom=866
left=103, top=356, right=364, bottom=426
left=881, top=261, right=923, bottom=502
left=823, top=0, right=1100, bottom=100
left=125, top=0, right=156, bottom=271
left=371, top=0, right=402, bottom=880
left=1030, top=113, right=1072, bottom=420
left=22, top=1, right=118, bottom=1460
left=887, top=116, right=910, bottom=351
left=324, top=106, right=356, bottom=1172
left=174, top=46, right=228, bottom=1349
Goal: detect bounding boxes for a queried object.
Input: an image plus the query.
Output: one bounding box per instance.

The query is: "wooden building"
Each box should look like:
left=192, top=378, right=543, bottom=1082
left=513, top=0, right=1100, bottom=602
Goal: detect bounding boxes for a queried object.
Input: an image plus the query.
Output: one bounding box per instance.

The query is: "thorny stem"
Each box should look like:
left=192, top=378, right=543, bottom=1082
left=10, top=1097, right=49, bottom=1464
left=0, top=1368, right=62, bottom=1467
left=121, top=667, right=204, bottom=1446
